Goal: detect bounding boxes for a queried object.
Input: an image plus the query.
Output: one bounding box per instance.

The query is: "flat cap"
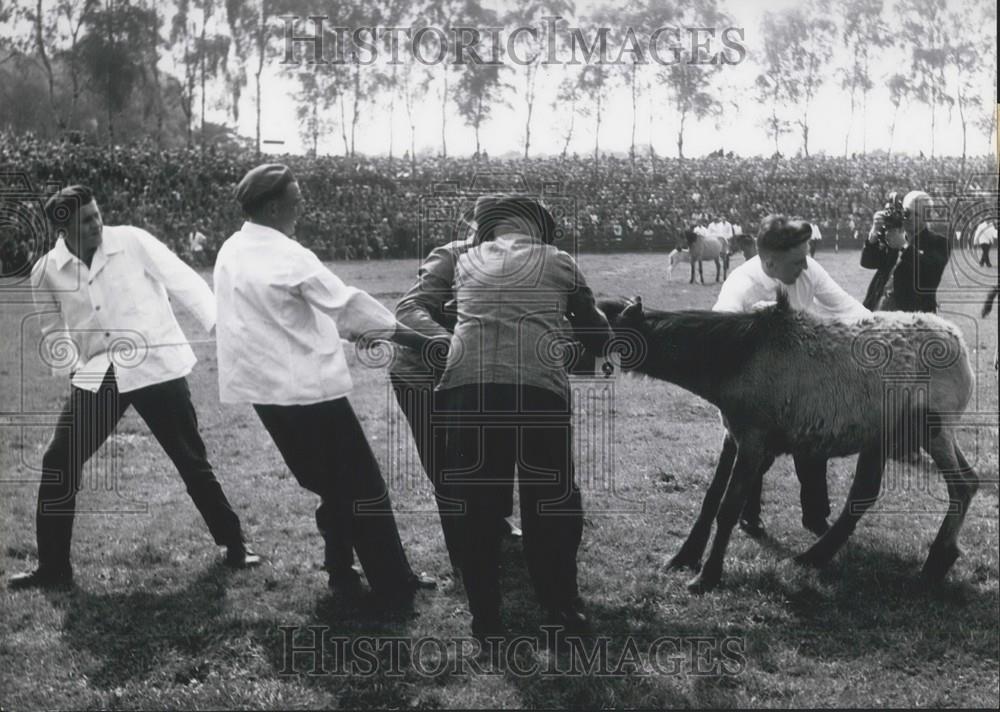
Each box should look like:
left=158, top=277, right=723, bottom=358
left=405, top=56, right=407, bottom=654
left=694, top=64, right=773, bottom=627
left=44, top=184, right=94, bottom=225
left=234, top=163, right=295, bottom=213
left=473, top=194, right=557, bottom=245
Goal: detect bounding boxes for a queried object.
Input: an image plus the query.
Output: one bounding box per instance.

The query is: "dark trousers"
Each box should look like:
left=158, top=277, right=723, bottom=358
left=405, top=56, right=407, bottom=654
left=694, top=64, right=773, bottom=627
left=439, top=383, right=583, bottom=632
left=740, top=452, right=831, bottom=526
left=36, top=368, right=244, bottom=570
left=389, top=374, right=513, bottom=570
left=979, top=245, right=992, bottom=267
left=253, top=397, right=416, bottom=593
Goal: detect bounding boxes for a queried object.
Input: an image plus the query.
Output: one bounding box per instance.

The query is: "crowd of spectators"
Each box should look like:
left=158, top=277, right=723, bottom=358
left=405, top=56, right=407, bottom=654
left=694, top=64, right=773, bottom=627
left=0, top=130, right=994, bottom=275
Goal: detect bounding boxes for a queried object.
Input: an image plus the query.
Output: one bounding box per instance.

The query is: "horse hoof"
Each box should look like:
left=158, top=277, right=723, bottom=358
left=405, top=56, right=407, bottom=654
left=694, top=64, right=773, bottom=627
left=920, top=545, right=960, bottom=583
left=666, top=554, right=702, bottom=573
left=686, top=573, right=718, bottom=594
left=792, top=552, right=824, bottom=569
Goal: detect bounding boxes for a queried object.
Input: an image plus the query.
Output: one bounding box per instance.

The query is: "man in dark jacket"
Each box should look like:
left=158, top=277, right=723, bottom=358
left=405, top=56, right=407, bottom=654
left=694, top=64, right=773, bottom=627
left=861, top=190, right=950, bottom=313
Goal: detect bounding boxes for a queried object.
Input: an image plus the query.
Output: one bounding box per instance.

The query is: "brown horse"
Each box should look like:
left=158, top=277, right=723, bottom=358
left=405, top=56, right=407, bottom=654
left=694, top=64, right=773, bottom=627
left=676, top=230, right=728, bottom=284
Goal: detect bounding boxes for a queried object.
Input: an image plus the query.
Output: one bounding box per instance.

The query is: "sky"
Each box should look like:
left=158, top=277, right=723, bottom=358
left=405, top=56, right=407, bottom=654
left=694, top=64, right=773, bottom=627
left=218, top=0, right=997, bottom=159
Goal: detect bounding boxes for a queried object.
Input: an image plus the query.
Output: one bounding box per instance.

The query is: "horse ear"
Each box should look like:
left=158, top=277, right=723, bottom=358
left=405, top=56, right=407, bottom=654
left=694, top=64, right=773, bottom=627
left=622, top=297, right=644, bottom=323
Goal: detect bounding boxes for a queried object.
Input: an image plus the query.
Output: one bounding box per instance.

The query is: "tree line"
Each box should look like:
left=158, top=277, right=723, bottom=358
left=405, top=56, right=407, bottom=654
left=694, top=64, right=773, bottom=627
left=0, top=0, right=995, bottom=167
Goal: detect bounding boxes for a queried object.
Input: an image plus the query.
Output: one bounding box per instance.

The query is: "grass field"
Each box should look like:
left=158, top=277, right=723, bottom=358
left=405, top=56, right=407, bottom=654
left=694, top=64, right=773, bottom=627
left=2, top=248, right=998, bottom=709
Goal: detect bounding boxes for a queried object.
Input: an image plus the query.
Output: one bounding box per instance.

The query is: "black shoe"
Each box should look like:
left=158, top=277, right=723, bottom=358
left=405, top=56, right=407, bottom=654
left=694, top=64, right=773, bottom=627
left=408, top=572, right=438, bottom=591
left=501, top=518, right=523, bottom=539
left=803, top=517, right=830, bottom=537
left=8, top=566, right=74, bottom=590
left=545, top=603, right=591, bottom=636
left=328, top=570, right=364, bottom=599
left=739, top=516, right=766, bottom=538
left=224, top=543, right=262, bottom=569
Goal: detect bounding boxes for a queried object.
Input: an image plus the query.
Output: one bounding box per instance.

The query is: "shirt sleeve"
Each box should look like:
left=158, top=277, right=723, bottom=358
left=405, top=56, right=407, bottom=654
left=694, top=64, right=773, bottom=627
left=132, top=228, right=216, bottom=333
left=394, top=244, right=457, bottom=339
left=562, top=253, right=612, bottom=355
left=713, top=271, right=752, bottom=313
left=30, top=260, right=72, bottom=376
left=297, top=253, right=397, bottom=341
left=808, top=257, right=871, bottom=321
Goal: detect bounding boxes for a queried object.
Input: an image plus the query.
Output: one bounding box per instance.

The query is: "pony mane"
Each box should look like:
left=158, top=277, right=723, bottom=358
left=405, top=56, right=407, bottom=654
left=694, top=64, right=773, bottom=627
left=601, top=292, right=797, bottom=377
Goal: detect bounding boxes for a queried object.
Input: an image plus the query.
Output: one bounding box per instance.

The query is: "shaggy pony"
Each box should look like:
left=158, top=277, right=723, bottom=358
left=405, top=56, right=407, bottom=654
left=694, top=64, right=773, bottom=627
left=600, top=293, right=978, bottom=593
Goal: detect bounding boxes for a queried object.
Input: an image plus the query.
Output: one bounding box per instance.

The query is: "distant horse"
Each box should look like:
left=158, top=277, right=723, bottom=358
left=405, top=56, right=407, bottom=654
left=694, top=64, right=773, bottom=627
left=669, top=230, right=728, bottom=284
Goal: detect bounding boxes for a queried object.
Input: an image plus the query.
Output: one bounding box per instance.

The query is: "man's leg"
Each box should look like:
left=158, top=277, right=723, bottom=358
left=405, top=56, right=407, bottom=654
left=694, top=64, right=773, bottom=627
left=516, top=387, right=586, bottom=632
left=127, top=377, right=254, bottom=565
left=793, top=453, right=831, bottom=535
left=440, top=384, right=513, bottom=638
left=253, top=402, right=356, bottom=584
left=391, top=374, right=518, bottom=549
left=325, top=397, right=430, bottom=596
left=12, top=370, right=123, bottom=587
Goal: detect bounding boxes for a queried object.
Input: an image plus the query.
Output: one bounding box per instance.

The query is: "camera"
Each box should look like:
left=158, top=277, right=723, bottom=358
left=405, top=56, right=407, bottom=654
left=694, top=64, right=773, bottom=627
left=873, top=191, right=905, bottom=242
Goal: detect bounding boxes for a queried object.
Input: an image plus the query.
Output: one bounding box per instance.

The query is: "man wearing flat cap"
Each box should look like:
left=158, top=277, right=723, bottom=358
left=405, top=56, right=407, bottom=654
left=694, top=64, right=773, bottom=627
left=713, top=214, right=870, bottom=540
left=389, top=196, right=524, bottom=581
left=10, top=185, right=259, bottom=590
left=215, top=163, right=440, bottom=602
left=434, top=193, right=612, bottom=641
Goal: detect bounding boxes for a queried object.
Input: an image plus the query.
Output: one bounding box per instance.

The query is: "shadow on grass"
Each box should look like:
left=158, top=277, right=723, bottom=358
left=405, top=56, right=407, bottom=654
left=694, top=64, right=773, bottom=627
left=58, top=564, right=282, bottom=690
left=57, top=561, right=431, bottom=696
left=727, top=542, right=999, bottom=666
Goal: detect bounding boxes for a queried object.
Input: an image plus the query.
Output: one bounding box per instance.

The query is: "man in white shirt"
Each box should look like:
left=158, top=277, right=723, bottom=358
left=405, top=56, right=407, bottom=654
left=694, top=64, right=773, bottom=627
left=808, top=221, right=822, bottom=257
left=714, top=215, right=871, bottom=538
left=214, top=164, right=439, bottom=603
left=10, top=185, right=258, bottom=590
left=188, top=227, right=209, bottom=267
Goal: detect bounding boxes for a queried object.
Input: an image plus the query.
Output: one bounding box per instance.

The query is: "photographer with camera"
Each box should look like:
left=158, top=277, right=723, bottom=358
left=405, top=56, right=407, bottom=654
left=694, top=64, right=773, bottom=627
left=861, top=190, right=950, bottom=312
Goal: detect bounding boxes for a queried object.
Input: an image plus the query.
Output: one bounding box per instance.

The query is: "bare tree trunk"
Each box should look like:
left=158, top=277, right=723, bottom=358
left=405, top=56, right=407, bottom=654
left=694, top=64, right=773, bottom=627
left=594, top=93, right=601, bottom=163
left=34, top=0, right=59, bottom=130
left=887, top=101, right=899, bottom=158
left=440, top=70, right=448, bottom=157
left=770, top=84, right=780, bottom=155
left=844, top=81, right=856, bottom=157
left=388, top=66, right=396, bottom=162
left=523, top=64, right=535, bottom=159
left=350, top=65, right=360, bottom=157
left=105, top=4, right=114, bottom=145
left=404, top=74, right=416, bottom=173
left=388, top=94, right=395, bottom=162
left=647, top=78, right=654, bottom=160
left=254, top=10, right=265, bottom=157
left=67, top=6, right=89, bottom=131
left=630, top=64, right=637, bottom=170
left=339, top=94, right=349, bottom=155
left=957, top=89, right=967, bottom=175
left=199, top=22, right=207, bottom=151
left=561, top=98, right=575, bottom=159
left=677, top=109, right=685, bottom=159
left=146, top=7, right=163, bottom=145
left=860, top=52, right=870, bottom=155
left=929, top=84, right=937, bottom=159
left=475, top=95, right=482, bottom=157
